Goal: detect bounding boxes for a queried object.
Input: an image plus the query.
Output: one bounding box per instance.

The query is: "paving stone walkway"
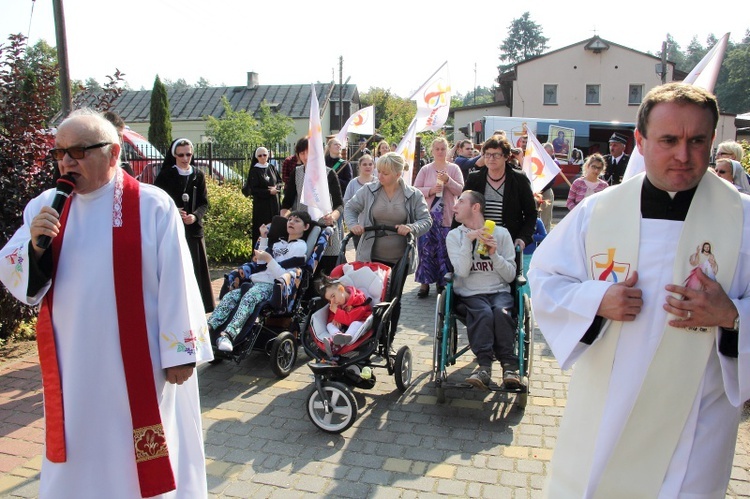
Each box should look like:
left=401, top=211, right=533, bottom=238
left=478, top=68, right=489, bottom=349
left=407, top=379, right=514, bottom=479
left=2, top=266, right=750, bottom=497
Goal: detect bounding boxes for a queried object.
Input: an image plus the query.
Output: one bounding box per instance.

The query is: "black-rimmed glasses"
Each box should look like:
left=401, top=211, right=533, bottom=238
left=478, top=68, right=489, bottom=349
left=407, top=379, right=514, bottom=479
left=49, top=142, right=111, bottom=160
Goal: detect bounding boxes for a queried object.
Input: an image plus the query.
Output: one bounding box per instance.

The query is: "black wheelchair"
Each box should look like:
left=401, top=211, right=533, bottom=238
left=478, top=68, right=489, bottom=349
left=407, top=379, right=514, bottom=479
left=432, top=246, right=533, bottom=407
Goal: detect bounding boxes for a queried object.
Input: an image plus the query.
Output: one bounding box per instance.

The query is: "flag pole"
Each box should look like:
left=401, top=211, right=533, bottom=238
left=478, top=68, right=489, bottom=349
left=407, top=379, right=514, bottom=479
left=408, top=61, right=448, bottom=101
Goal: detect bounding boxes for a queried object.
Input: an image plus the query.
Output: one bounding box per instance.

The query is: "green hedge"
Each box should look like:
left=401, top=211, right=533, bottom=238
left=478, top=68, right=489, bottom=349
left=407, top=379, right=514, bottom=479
left=204, top=179, right=253, bottom=263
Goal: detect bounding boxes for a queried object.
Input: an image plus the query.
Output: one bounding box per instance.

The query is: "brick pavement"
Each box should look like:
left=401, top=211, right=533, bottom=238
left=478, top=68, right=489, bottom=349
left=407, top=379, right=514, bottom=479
left=2, top=275, right=750, bottom=497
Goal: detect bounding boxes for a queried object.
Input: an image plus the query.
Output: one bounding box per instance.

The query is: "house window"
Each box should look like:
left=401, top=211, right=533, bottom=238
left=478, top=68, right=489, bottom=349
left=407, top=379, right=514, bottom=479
left=332, top=101, right=341, bottom=116
left=586, top=84, right=600, bottom=105
left=629, top=84, right=644, bottom=105
left=543, top=84, right=557, bottom=105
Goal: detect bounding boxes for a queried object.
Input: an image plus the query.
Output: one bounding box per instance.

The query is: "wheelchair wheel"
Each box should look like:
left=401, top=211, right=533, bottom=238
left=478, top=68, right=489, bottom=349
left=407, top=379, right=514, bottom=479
left=394, top=345, right=413, bottom=392
left=270, top=332, right=297, bottom=378
left=523, top=295, right=534, bottom=379
left=433, top=292, right=445, bottom=375
left=516, top=295, right=533, bottom=410
left=307, top=381, right=358, bottom=433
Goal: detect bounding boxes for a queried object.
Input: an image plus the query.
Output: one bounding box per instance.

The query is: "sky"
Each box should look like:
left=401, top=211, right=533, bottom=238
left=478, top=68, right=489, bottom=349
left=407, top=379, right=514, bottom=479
left=1, top=0, right=747, bottom=99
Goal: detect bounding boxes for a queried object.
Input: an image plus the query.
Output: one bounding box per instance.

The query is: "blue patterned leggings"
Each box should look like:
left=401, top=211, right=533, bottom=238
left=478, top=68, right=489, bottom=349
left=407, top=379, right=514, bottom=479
left=207, top=282, right=274, bottom=340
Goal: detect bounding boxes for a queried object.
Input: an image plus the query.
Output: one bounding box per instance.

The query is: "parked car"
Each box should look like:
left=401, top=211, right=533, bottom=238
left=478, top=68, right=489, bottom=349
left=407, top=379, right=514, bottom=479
left=121, top=128, right=163, bottom=183
left=194, top=160, right=243, bottom=185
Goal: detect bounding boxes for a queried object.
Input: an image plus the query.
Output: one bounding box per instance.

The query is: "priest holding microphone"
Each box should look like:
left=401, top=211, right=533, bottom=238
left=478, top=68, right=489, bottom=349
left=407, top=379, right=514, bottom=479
left=0, top=110, right=213, bottom=498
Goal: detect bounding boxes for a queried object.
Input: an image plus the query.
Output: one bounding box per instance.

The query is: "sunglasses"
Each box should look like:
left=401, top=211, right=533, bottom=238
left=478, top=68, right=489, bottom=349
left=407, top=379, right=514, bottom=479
left=49, top=142, right=111, bottom=160
left=176, top=152, right=193, bottom=158
left=484, top=152, right=504, bottom=160
left=716, top=169, right=730, bottom=175
left=258, top=154, right=268, bottom=157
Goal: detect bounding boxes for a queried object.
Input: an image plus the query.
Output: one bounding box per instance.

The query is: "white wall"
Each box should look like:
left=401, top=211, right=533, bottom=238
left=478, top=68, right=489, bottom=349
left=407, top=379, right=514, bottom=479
left=513, top=43, right=670, bottom=123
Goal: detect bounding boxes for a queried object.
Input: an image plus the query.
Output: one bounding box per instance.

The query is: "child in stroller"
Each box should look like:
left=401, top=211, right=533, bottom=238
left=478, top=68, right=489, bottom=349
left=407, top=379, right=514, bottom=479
left=302, top=255, right=413, bottom=433
left=208, top=211, right=312, bottom=352
left=317, top=274, right=373, bottom=355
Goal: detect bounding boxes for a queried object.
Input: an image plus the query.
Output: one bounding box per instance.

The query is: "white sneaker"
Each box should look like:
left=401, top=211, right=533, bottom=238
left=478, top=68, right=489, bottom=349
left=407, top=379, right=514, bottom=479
left=216, top=336, right=233, bottom=352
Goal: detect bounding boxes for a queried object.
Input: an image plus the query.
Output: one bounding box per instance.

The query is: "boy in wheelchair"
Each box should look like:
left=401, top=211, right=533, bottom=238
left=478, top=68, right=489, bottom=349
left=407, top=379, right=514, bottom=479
left=446, top=190, right=521, bottom=390
left=208, top=211, right=312, bottom=352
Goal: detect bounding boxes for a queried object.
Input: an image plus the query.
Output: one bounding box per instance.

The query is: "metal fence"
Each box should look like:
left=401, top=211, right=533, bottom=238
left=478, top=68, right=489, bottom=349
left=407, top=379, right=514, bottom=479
left=138, top=142, right=296, bottom=187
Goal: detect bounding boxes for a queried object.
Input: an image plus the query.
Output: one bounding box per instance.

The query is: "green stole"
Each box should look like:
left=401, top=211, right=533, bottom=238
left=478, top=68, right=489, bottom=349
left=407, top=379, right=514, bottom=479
left=546, top=172, right=742, bottom=498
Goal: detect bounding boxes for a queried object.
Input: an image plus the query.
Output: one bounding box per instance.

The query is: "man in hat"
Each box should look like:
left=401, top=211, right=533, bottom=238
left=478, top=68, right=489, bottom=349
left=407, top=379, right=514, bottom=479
left=529, top=83, right=750, bottom=496
left=603, top=132, right=630, bottom=185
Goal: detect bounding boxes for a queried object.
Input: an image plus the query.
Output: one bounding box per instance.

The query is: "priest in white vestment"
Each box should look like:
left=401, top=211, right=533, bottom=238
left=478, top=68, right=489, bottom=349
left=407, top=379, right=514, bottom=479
left=0, top=110, right=213, bottom=498
left=529, top=83, right=750, bottom=498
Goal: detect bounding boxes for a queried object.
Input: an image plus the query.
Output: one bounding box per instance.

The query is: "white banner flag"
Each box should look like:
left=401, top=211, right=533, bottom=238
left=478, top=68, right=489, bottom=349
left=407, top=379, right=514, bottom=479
left=334, top=106, right=374, bottom=146
left=396, top=117, right=418, bottom=187
left=300, top=84, right=332, bottom=220
left=623, top=33, right=730, bottom=182
left=412, top=62, right=451, bottom=132
left=522, top=129, right=562, bottom=193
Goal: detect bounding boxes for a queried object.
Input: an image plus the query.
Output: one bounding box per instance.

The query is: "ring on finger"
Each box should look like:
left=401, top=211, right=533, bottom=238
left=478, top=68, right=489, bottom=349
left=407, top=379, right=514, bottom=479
left=686, top=311, right=692, bottom=320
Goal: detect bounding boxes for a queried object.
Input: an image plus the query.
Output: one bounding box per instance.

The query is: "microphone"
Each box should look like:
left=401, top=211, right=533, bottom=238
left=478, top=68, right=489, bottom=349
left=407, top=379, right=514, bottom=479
left=182, top=193, right=190, bottom=214
left=37, top=174, right=77, bottom=250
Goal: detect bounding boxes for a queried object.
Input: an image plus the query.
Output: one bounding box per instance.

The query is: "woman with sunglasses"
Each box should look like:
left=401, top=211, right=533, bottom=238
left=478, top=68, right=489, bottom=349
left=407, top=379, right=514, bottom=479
left=243, top=147, right=281, bottom=246
left=566, top=153, right=608, bottom=210
left=155, top=138, right=215, bottom=312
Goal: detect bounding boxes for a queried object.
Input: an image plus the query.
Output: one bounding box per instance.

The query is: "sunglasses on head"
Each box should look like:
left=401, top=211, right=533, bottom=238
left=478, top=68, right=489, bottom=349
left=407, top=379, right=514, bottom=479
left=176, top=152, right=193, bottom=158
left=49, top=142, right=111, bottom=160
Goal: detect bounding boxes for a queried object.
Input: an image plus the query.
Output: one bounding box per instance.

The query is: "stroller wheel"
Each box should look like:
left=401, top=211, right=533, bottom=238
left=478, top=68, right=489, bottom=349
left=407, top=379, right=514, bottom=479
left=394, top=345, right=413, bottom=393
left=270, top=332, right=297, bottom=378
left=307, top=381, right=358, bottom=433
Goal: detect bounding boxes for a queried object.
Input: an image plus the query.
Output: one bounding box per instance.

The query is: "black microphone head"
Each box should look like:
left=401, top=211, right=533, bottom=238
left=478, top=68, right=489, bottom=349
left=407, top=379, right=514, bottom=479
left=56, top=174, right=77, bottom=195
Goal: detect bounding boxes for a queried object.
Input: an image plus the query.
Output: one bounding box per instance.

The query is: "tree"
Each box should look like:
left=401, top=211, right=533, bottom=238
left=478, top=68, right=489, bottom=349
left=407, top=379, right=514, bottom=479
left=24, top=39, right=61, bottom=121
left=256, top=101, right=295, bottom=145
left=148, top=75, right=172, bottom=152
left=196, top=77, right=211, bottom=88
left=0, top=34, right=59, bottom=339
left=498, top=12, right=549, bottom=70
left=718, top=43, right=750, bottom=114
left=163, top=78, right=190, bottom=92
left=204, top=95, right=262, bottom=150
left=359, top=87, right=416, bottom=144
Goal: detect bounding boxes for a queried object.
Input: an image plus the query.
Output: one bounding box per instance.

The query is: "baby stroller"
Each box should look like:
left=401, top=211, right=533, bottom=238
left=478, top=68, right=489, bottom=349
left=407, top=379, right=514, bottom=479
left=209, top=216, right=332, bottom=378
left=301, top=225, right=414, bottom=433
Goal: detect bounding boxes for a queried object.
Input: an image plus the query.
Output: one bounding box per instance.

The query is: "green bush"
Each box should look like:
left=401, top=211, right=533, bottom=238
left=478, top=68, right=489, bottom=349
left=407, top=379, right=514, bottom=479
left=204, top=179, right=253, bottom=263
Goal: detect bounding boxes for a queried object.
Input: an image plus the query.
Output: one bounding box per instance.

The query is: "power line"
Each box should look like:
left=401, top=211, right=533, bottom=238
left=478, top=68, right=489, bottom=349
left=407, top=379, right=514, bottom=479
left=27, top=0, right=36, bottom=39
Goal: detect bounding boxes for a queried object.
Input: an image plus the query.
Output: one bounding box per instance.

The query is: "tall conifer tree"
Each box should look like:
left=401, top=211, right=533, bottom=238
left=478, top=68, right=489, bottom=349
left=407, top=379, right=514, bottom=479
left=148, top=75, right=172, bottom=151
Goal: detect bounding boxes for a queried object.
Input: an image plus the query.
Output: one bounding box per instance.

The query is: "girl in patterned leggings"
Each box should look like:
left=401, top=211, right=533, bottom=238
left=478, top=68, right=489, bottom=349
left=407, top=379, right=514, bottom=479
left=209, top=211, right=311, bottom=352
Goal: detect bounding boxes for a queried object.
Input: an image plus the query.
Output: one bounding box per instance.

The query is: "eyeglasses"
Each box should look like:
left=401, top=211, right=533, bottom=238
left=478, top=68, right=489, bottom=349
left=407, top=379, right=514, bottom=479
left=484, top=152, right=504, bottom=160
left=176, top=152, right=193, bottom=158
left=716, top=169, right=730, bottom=175
left=257, top=154, right=268, bottom=157
left=590, top=165, right=604, bottom=170
left=49, top=142, right=111, bottom=160
left=716, top=152, right=731, bottom=157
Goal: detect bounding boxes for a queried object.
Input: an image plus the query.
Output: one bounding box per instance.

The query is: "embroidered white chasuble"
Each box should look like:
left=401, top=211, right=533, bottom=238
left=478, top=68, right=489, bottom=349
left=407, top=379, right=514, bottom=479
left=529, top=173, right=750, bottom=498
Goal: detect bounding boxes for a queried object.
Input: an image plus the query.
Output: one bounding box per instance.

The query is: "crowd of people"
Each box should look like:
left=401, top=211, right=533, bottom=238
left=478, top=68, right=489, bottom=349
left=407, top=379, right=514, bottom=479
left=2, top=86, right=749, bottom=496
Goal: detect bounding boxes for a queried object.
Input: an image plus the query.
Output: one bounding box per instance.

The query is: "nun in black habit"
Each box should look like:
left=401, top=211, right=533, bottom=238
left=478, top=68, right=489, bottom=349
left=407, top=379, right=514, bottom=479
left=242, top=146, right=281, bottom=246
left=154, top=137, right=215, bottom=312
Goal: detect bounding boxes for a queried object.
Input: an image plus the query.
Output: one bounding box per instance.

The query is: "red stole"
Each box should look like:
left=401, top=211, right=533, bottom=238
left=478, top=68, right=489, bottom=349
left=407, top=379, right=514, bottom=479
left=36, top=172, right=176, bottom=497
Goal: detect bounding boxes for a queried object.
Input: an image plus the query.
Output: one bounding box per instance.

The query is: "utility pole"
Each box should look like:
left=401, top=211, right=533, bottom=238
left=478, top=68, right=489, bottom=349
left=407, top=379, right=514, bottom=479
left=52, top=0, right=73, bottom=118
left=338, top=56, right=343, bottom=130
left=473, top=63, right=477, bottom=105
left=660, top=40, right=668, bottom=84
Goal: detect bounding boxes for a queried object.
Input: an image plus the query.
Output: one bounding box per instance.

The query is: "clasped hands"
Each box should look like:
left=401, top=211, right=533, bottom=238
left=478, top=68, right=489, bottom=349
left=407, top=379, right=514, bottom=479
left=597, top=269, right=738, bottom=329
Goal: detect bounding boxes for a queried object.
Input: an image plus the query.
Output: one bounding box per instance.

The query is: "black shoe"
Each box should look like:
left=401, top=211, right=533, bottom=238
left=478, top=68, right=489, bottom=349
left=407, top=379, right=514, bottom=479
left=502, top=369, right=522, bottom=390
left=417, top=285, right=430, bottom=298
